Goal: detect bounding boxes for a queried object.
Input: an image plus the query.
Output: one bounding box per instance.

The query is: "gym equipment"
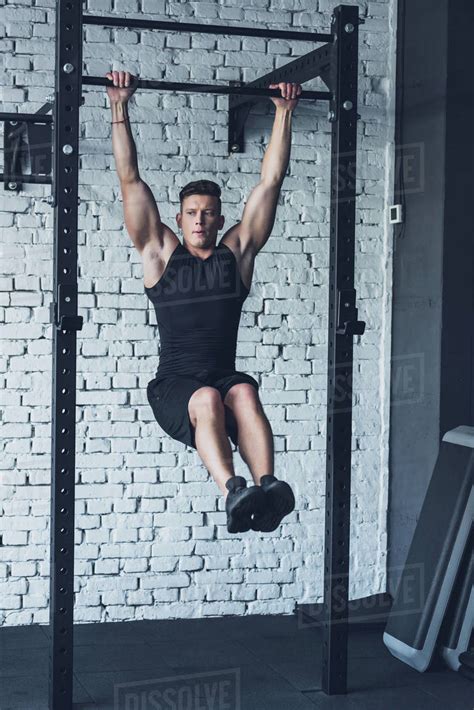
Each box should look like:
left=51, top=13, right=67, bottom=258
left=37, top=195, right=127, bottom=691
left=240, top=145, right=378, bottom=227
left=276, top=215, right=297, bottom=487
left=84, top=75, right=330, bottom=100
left=439, top=524, right=473, bottom=672
left=82, top=13, right=333, bottom=42
left=383, top=425, right=474, bottom=673
left=1, top=3, right=363, bottom=707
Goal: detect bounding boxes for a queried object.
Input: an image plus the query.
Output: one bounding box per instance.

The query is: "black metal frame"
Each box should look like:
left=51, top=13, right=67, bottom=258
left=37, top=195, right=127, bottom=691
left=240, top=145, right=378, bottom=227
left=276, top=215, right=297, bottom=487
left=83, top=13, right=333, bottom=43
left=322, top=5, right=364, bottom=693
left=48, top=3, right=83, bottom=708
left=1, top=3, right=363, bottom=706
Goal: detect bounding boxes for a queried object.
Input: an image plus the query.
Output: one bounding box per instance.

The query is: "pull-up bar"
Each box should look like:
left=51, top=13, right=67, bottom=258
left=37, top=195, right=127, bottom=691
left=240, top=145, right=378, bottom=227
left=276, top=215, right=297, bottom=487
left=83, top=76, right=332, bottom=101
left=83, top=14, right=334, bottom=43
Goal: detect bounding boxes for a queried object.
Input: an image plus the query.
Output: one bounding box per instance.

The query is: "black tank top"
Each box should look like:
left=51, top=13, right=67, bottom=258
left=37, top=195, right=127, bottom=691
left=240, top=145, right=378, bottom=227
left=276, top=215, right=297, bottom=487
left=145, top=241, right=250, bottom=380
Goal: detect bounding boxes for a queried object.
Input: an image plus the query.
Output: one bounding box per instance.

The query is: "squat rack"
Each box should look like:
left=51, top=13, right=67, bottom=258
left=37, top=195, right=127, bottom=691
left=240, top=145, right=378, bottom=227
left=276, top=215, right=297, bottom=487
left=0, top=3, right=364, bottom=708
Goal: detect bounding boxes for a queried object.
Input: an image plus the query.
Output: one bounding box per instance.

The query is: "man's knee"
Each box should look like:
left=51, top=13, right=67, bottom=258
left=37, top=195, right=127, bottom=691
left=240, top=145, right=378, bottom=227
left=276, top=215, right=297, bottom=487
left=224, top=383, right=260, bottom=411
left=188, top=386, right=224, bottom=424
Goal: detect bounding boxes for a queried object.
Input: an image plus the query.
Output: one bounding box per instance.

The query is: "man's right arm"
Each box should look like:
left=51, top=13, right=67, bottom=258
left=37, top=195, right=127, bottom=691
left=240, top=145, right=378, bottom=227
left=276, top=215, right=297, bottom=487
left=107, top=72, right=170, bottom=255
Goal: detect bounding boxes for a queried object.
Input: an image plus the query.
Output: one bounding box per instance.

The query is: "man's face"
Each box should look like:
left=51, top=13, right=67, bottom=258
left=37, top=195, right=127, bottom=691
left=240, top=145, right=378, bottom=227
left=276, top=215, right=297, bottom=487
left=176, top=194, right=225, bottom=248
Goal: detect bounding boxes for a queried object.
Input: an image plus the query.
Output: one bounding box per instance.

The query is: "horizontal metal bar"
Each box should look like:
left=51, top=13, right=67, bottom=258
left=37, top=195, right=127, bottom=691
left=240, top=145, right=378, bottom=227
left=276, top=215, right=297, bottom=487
left=1, top=173, right=52, bottom=184
left=229, top=44, right=333, bottom=110
left=83, top=76, right=331, bottom=101
left=0, top=111, right=53, bottom=124
left=83, top=14, right=333, bottom=43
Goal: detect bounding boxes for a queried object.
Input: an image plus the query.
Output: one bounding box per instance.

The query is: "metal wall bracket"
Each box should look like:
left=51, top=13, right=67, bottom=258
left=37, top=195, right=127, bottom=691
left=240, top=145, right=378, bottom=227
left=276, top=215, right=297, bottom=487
left=3, top=121, right=26, bottom=191
left=2, top=105, right=53, bottom=190
left=228, top=42, right=334, bottom=154
left=228, top=81, right=252, bottom=154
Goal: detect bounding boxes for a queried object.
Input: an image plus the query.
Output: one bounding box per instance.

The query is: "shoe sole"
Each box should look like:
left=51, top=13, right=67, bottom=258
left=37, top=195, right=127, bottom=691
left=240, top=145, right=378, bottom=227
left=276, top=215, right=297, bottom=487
left=227, top=489, right=265, bottom=534
left=252, top=483, right=295, bottom=532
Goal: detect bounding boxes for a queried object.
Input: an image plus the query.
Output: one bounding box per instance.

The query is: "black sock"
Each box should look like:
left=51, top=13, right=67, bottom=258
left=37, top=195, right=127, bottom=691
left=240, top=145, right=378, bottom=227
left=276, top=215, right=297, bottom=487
left=225, top=475, right=247, bottom=493
left=260, top=474, right=277, bottom=487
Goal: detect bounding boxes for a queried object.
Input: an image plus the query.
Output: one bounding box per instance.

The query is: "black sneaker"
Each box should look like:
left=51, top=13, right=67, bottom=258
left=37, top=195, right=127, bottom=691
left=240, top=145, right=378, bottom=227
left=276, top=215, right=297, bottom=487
left=225, top=476, right=266, bottom=534
left=251, top=475, right=295, bottom=532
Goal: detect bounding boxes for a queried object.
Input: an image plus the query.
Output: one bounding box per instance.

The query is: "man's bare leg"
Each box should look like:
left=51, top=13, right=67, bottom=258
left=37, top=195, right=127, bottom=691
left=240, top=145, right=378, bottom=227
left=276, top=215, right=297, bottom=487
left=223, top=384, right=295, bottom=533
left=224, top=385, right=274, bottom=485
left=188, top=387, right=235, bottom=497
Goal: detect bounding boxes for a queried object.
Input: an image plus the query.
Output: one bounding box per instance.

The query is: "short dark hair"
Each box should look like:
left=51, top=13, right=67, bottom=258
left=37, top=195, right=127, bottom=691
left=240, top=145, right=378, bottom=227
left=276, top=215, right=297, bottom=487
left=179, top=180, right=222, bottom=214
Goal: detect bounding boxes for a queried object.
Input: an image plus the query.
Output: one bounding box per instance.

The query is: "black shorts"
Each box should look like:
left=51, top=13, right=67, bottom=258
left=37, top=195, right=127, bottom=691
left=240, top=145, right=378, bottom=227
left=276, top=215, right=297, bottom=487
left=146, top=368, right=259, bottom=450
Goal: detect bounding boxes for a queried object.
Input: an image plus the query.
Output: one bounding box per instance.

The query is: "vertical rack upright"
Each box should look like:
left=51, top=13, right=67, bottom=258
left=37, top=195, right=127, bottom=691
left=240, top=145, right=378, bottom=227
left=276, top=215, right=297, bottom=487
left=323, top=4, right=362, bottom=695
left=49, top=2, right=83, bottom=708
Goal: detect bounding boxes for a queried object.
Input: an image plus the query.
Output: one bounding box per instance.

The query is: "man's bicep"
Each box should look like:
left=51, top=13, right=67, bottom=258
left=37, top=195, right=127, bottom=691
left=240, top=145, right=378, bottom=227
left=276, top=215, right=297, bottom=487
left=239, top=179, right=282, bottom=251
left=121, top=178, right=167, bottom=252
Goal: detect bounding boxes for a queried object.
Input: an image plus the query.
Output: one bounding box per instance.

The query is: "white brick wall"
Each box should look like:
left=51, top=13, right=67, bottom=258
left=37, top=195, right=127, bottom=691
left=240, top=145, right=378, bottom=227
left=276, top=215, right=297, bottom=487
left=0, top=0, right=397, bottom=625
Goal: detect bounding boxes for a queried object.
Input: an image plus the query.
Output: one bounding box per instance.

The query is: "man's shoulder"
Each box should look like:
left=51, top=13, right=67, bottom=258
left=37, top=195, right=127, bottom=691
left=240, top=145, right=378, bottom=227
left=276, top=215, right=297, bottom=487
left=220, top=224, right=257, bottom=262
left=220, top=226, right=255, bottom=292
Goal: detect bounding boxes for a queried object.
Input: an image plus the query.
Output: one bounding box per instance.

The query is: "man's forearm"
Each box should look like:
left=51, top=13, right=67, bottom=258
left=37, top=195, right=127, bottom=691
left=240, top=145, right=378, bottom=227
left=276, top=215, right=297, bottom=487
left=110, top=101, right=140, bottom=183
left=260, top=106, right=293, bottom=185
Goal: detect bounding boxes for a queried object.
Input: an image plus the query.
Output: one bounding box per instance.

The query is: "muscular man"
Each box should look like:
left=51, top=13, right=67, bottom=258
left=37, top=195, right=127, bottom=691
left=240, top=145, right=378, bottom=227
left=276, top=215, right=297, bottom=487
left=107, top=71, right=300, bottom=534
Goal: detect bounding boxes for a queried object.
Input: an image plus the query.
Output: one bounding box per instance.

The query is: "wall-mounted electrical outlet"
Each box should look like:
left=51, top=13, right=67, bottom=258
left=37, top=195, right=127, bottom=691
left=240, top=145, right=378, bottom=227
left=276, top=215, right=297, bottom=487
left=389, top=204, right=403, bottom=224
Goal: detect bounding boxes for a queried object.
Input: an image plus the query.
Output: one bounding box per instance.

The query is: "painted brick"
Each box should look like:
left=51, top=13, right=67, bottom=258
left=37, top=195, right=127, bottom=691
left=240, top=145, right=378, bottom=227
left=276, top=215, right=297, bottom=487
left=1, top=0, right=395, bottom=623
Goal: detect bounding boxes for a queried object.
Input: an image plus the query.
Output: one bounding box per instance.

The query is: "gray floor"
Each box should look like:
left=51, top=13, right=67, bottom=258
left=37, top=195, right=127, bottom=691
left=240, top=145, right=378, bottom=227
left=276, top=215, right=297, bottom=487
left=0, top=615, right=472, bottom=709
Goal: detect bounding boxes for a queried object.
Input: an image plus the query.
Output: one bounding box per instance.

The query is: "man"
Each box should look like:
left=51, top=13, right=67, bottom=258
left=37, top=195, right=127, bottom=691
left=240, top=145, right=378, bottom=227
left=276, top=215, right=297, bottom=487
left=107, top=70, right=301, bottom=534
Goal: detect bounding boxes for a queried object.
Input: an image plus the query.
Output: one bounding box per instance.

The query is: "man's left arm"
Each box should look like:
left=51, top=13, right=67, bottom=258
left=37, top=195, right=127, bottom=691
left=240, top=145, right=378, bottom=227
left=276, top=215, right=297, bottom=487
left=238, top=82, right=302, bottom=256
